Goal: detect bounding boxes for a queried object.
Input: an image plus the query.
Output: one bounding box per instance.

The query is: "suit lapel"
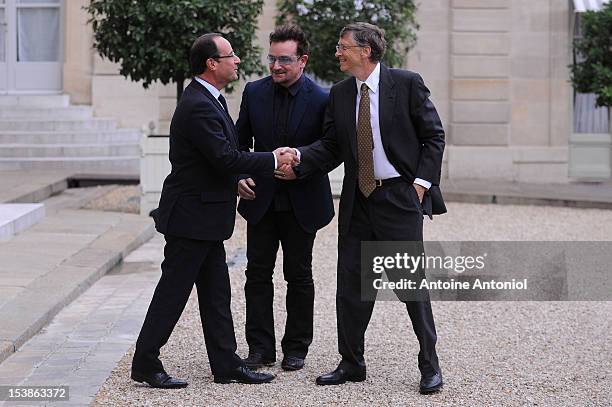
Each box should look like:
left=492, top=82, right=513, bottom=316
left=255, top=79, right=275, bottom=147
left=343, top=78, right=358, bottom=160
left=287, top=78, right=312, bottom=142
left=190, top=79, right=238, bottom=145
left=379, top=65, right=396, bottom=153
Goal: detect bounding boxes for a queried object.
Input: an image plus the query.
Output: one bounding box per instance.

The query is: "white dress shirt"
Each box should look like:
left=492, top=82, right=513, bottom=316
left=356, top=63, right=431, bottom=190
left=192, top=76, right=277, bottom=169
left=193, top=76, right=225, bottom=109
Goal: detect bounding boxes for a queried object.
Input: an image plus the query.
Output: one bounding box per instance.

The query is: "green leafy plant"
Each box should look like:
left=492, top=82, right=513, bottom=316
left=86, top=0, right=266, bottom=102
left=277, top=0, right=418, bottom=83
left=570, top=2, right=612, bottom=108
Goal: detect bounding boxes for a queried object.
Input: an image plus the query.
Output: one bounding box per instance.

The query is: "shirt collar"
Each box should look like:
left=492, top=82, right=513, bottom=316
left=275, top=74, right=305, bottom=97
left=194, top=76, right=221, bottom=100
left=355, top=62, right=380, bottom=95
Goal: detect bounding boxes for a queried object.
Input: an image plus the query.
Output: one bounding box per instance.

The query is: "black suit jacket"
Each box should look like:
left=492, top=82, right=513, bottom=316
left=299, top=65, right=446, bottom=236
left=235, top=76, right=335, bottom=234
left=154, top=79, right=275, bottom=241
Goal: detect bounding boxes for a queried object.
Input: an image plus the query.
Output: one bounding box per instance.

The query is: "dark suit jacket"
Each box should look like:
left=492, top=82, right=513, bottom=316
left=154, top=79, right=275, bottom=241
left=299, top=65, right=446, bottom=236
left=235, top=75, right=335, bottom=234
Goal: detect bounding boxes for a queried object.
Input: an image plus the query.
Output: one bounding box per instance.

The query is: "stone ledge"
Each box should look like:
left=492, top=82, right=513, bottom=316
left=0, top=211, right=155, bottom=364
left=0, top=171, right=71, bottom=204
left=441, top=178, right=612, bottom=209
left=0, top=204, right=45, bottom=241
left=0, top=341, right=14, bottom=364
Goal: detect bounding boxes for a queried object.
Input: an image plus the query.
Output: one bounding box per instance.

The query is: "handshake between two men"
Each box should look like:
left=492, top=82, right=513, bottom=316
left=241, top=147, right=299, bottom=200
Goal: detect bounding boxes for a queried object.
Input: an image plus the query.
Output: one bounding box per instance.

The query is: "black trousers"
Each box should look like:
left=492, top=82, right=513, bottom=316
left=337, top=181, right=440, bottom=376
left=244, top=208, right=316, bottom=359
left=132, top=235, right=242, bottom=377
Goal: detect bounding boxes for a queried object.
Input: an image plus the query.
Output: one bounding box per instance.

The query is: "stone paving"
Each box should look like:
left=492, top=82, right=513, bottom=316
left=0, top=177, right=611, bottom=406
left=91, top=201, right=610, bottom=407
left=0, top=237, right=161, bottom=406
left=0, top=182, right=155, bottom=376
left=0, top=208, right=154, bottom=364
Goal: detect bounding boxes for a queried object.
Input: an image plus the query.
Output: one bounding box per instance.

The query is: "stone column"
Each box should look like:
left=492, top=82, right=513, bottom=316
left=406, top=0, right=452, bottom=179
left=63, top=0, right=94, bottom=104
left=448, top=0, right=514, bottom=179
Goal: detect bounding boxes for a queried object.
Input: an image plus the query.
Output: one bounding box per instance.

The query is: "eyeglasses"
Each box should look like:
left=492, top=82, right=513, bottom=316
left=335, top=44, right=363, bottom=52
left=267, top=55, right=300, bottom=65
left=212, top=51, right=238, bottom=60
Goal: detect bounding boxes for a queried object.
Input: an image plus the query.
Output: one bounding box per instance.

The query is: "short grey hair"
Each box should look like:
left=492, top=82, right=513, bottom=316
left=340, top=22, right=386, bottom=62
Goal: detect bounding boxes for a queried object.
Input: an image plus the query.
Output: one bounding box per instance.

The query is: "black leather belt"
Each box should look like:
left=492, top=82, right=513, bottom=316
left=374, top=176, right=405, bottom=187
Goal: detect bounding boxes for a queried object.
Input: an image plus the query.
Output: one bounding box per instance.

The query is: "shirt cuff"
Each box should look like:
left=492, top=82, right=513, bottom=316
left=294, top=148, right=301, bottom=161
left=272, top=152, right=277, bottom=169
left=414, top=178, right=431, bottom=190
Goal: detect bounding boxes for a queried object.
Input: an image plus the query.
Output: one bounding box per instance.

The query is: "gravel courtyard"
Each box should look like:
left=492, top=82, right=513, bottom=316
left=93, top=200, right=612, bottom=407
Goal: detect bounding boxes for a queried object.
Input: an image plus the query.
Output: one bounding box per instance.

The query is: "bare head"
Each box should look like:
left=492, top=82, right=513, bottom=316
left=190, top=33, right=241, bottom=90
left=268, top=24, right=309, bottom=87
left=335, top=22, right=386, bottom=80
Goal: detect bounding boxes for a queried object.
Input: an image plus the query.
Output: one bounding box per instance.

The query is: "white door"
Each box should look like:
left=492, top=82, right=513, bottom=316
left=0, top=0, right=62, bottom=94
left=0, top=1, right=7, bottom=91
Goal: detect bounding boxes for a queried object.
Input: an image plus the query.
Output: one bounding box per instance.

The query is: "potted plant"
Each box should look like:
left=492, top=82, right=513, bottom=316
left=86, top=0, right=266, bottom=214
left=86, top=0, right=265, bottom=103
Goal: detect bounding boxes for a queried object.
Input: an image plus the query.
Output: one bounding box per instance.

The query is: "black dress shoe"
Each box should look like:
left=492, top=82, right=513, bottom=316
left=419, top=371, right=443, bottom=394
left=281, top=356, right=305, bottom=371
left=315, top=366, right=366, bottom=385
left=243, top=353, right=275, bottom=369
left=131, top=370, right=188, bottom=389
left=214, top=366, right=275, bottom=384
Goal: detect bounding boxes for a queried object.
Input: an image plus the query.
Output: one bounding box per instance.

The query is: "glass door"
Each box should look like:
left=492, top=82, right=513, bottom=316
left=0, top=0, right=63, bottom=94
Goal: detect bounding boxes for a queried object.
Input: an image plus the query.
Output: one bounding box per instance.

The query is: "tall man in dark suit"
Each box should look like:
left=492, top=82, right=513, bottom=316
left=288, top=23, right=446, bottom=393
left=130, top=33, right=299, bottom=388
left=235, top=24, right=335, bottom=372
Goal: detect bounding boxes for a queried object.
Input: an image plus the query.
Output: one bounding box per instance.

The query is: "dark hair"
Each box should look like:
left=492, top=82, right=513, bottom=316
left=190, top=33, right=222, bottom=75
left=269, top=23, right=310, bottom=56
left=340, top=22, right=386, bottom=62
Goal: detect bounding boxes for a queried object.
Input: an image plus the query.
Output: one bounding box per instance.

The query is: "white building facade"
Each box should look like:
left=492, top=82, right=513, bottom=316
left=1, top=0, right=609, bottom=182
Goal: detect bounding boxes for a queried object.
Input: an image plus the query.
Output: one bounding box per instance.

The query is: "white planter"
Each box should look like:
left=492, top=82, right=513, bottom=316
left=140, top=135, right=171, bottom=215
left=569, top=122, right=612, bottom=180
left=328, top=163, right=344, bottom=196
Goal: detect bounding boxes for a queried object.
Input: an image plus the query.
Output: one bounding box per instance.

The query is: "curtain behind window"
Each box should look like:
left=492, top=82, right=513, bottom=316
left=17, top=7, right=59, bottom=62
left=0, top=8, right=5, bottom=62
left=574, top=93, right=609, bottom=133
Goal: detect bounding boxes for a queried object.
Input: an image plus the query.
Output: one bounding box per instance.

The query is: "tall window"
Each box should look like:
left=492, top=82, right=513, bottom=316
left=0, top=0, right=5, bottom=63
left=573, top=12, right=609, bottom=133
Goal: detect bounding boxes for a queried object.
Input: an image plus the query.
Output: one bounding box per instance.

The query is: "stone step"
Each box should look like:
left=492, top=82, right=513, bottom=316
left=0, top=156, right=139, bottom=174
left=0, top=106, right=94, bottom=119
left=0, top=129, right=142, bottom=144
left=0, top=118, right=117, bottom=131
left=0, top=143, right=140, bottom=158
left=42, top=185, right=118, bottom=217
left=0, top=94, right=70, bottom=108
left=0, top=203, right=45, bottom=241
left=0, top=207, right=155, bottom=364
left=0, top=170, right=71, bottom=204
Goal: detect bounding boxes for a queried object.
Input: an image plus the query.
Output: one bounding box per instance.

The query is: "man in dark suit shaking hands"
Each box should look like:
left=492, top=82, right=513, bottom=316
left=131, top=33, right=298, bottom=388
left=235, top=24, right=335, bottom=372
left=293, top=23, right=446, bottom=393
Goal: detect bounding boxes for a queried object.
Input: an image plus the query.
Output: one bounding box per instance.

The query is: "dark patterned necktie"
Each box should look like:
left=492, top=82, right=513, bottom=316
left=357, top=83, right=376, bottom=197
